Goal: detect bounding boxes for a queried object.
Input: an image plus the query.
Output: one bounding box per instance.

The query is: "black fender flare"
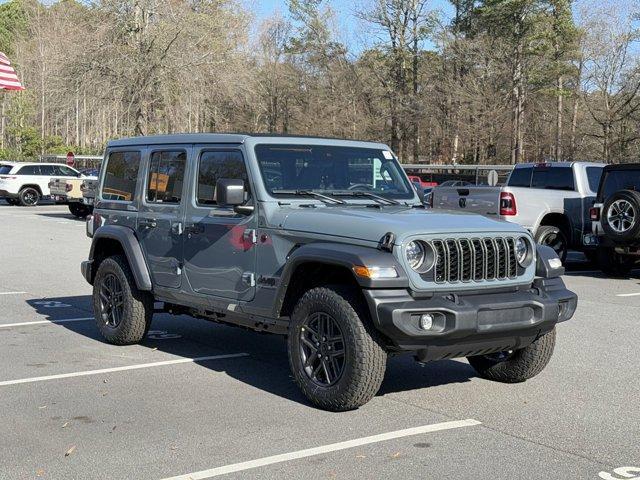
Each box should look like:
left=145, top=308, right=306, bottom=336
left=89, top=225, right=153, bottom=291
left=272, top=242, right=409, bottom=318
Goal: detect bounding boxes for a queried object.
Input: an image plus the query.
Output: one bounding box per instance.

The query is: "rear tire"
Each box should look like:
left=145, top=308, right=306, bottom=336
left=596, top=247, right=635, bottom=278
left=467, top=328, right=556, bottom=383
left=287, top=286, right=387, bottom=411
left=18, top=187, right=40, bottom=206
left=535, top=226, right=568, bottom=263
left=92, top=255, right=153, bottom=345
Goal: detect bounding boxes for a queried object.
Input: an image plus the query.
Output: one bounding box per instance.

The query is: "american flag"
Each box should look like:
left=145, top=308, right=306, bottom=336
left=0, top=52, right=25, bottom=91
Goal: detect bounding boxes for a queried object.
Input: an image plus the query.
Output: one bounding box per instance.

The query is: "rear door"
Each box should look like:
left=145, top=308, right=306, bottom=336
left=137, top=147, right=189, bottom=289
left=183, top=146, right=257, bottom=302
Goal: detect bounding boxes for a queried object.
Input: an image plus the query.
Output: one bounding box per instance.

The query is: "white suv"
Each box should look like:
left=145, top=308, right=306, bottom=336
left=0, top=162, right=80, bottom=206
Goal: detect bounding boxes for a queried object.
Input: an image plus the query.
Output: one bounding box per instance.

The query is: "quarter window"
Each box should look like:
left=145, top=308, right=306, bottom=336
left=197, top=151, right=248, bottom=206
left=146, top=151, right=186, bottom=204
left=586, top=166, right=603, bottom=192
left=102, top=151, right=141, bottom=201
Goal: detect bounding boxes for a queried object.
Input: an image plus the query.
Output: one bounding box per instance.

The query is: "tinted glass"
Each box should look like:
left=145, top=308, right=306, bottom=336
left=146, top=151, right=186, bottom=204
left=81, top=168, right=99, bottom=177
left=601, top=170, right=640, bottom=200
left=0, top=165, right=12, bottom=175
left=102, top=151, right=140, bottom=201
left=532, top=167, right=574, bottom=190
left=254, top=144, right=412, bottom=199
left=507, top=167, right=532, bottom=187
left=17, top=165, right=40, bottom=175
left=586, top=166, right=603, bottom=192
left=58, top=166, right=77, bottom=176
left=197, top=150, right=248, bottom=205
left=39, top=165, right=55, bottom=176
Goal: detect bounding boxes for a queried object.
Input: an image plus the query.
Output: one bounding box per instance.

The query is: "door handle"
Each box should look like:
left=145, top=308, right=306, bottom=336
left=140, top=219, right=157, bottom=229
left=185, top=223, right=204, bottom=235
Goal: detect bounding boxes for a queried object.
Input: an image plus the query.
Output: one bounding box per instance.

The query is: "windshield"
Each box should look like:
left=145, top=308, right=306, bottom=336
left=254, top=144, right=414, bottom=200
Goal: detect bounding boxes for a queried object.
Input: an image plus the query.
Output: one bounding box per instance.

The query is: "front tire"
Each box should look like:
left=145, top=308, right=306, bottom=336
left=288, top=286, right=387, bottom=411
left=467, top=328, right=556, bottom=383
left=535, top=226, right=568, bottom=264
left=18, top=187, right=40, bottom=206
left=92, top=255, right=153, bottom=345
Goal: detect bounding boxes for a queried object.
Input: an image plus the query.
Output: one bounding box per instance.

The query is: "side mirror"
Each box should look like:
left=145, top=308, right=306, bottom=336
left=215, top=178, right=245, bottom=206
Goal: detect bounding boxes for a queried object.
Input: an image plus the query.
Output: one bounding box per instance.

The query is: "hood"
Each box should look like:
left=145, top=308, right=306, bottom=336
left=273, top=206, right=525, bottom=244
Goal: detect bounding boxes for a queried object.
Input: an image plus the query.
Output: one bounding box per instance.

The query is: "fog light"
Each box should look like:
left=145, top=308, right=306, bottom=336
left=419, top=313, right=434, bottom=330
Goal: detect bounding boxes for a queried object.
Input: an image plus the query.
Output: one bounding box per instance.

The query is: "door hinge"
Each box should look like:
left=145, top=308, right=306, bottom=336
left=243, top=229, right=258, bottom=245
left=241, top=272, right=256, bottom=287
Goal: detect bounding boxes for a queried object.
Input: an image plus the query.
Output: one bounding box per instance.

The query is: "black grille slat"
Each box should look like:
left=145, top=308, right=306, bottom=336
left=430, top=237, right=519, bottom=284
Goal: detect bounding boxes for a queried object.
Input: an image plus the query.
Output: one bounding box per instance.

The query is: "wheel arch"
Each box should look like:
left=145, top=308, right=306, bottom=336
left=272, top=242, right=408, bottom=320
left=20, top=184, right=43, bottom=195
left=89, top=225, right=152, bottom=291
left=538, top=212, right=573, bottom=243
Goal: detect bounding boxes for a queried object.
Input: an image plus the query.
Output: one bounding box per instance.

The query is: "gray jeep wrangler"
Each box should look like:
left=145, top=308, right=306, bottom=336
left=81, top=134, right=577, bottom=411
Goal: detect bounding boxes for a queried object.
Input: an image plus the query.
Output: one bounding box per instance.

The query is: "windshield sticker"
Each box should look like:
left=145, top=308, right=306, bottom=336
left=383, top=150, right=394, bottom=160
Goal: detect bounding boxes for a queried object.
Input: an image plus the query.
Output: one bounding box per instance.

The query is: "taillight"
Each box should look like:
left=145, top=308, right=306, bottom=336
left=65, top=183, right=73, bottom=192
left=500, top=192, right=517, bottom=216
left=590, top=207, right=600, bottom=221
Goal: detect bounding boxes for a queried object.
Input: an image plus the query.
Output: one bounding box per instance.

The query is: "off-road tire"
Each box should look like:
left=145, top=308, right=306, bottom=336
left=18, top=187, right=40, bottom=206
left=69, top=203, right=91, bottom=218
left=288, top=286, right=387, bottom=411
left=596, top=247, right=635, bottom=278
left=92, top=255, right=153, bottom=345
left=467, top=328, right=556, bottom=383
left=601, top=190, right=640, bottom=242
left=535, top=226, right=568, bottom=263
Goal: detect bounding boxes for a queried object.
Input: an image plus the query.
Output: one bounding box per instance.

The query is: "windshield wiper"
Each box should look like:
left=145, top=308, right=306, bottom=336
left=334, top=191, right=401, bottom=205
left=271, top=189, right=346, bottom=204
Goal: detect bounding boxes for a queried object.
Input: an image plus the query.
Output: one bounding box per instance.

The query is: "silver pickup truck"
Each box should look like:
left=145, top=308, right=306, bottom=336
left=431, top=162, right=604, bottom=262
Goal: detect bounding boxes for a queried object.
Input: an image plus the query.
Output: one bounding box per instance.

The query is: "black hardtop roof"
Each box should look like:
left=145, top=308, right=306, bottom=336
left=106, top=133, right=386, bottom=148
left=603, top=163, right=640, bottom=172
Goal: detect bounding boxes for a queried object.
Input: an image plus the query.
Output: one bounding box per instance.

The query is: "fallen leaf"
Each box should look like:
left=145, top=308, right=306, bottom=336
left=355, top=454, right=366, bottom=459
left=151, top=347, right=158, bottom=351
left=65, top=445, right=76, bottom=457
left=391, top=451, right=401, bottom=458
left=38, top=405, right=47, bottom=410
left=103, top=379, right=108, bottom=383
left=62, top=422, right=69, bottom=428
left=36, top=468, right=45, bottom=477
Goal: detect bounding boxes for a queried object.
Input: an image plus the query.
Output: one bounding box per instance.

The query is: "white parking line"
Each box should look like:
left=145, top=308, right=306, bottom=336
left=0, top=353, right=249, bottom=387
left=0, top=317, right=93, bottom=328
left=616, top=292, right=640, bottom=297
left=0, top=291, right=27, bottom=295
left=160, top=419, right=481, bottom=480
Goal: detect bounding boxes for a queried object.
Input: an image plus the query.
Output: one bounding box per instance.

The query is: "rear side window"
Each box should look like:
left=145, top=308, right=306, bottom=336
left=17, top=165, right=40, bottom=175
left=0, top=165, right=12, bottom=174
left=532, top=167, right=574, bottom=191
left=39, top=165, right=55, bottom=176
left=146, top=151, right=186, bottom=204
left=57, top=165, right=77, bottom=176
left=507, top=167, right=532, bottom=187
left=197, top=150, right=248, bottom=206
left=601, top=170, right=640, bottom=200
left=586, top=166, right=603, bottom=192
left=102, top=151, right=141, bottom=201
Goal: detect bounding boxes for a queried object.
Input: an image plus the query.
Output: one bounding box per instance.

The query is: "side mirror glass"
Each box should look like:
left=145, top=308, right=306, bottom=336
left=215, top=178, right=245, bottom=206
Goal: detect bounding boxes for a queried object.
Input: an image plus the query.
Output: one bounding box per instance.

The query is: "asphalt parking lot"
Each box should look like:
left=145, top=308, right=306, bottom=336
left=0, top=202, right=638, bottom=480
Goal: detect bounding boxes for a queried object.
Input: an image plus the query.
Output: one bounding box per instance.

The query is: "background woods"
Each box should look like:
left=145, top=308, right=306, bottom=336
left=0, top=0, right=638, bottom=164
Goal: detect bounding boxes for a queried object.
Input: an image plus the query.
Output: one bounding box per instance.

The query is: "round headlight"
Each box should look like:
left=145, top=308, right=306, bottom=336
left=405, top=241, right=425, bottom=270
left=516, top=237, right=533, bottom=267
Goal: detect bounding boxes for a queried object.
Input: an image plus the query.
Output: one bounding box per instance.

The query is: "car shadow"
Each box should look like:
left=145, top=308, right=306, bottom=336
left=36, top=212, right=84, bottom=221
left=25, top=295, right=476, bottom=408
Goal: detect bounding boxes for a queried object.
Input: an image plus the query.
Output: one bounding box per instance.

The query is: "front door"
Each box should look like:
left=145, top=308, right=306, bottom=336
left=183, top=147, right=257, bottom=302
left=137, top=147, right=188, bottom=289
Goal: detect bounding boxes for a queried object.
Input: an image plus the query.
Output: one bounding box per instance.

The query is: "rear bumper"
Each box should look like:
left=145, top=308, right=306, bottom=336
left=364, top=276, right=576, bottom=361
left=81, top=260, right=93, bottom=285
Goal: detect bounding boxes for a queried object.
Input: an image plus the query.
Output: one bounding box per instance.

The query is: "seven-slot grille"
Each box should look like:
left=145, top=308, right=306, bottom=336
left=430, top=237, right=518, bottom=283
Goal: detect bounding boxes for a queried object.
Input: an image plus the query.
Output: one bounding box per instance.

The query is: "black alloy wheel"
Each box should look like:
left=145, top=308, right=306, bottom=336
left=536, top=226, right=568, bottom=263
left=98, top=273, right=125, bottom=328
left=299, top=312, right=346, bottom=387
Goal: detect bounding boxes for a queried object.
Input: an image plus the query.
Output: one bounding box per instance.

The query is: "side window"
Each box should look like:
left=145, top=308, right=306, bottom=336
left=102, top=151, right=141, bottom=201
left=59, top=166, right=77, bottom=176
left=586, top=166, right=603, bottom=192
left=197, top=150, right=248, bottom=206
left=17, top=165, right=40, bottom=175
left=532, top=167, right=575, bottom=191
left=507, top=167, right=532, bottom=187
left=146, top=151, right=186, bottom=204
left=39, top=165, right=55, bottom=176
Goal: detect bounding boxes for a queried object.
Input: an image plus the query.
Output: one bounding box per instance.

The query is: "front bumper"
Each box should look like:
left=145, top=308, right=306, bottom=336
left=364, top=276, right=577, bottom=362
